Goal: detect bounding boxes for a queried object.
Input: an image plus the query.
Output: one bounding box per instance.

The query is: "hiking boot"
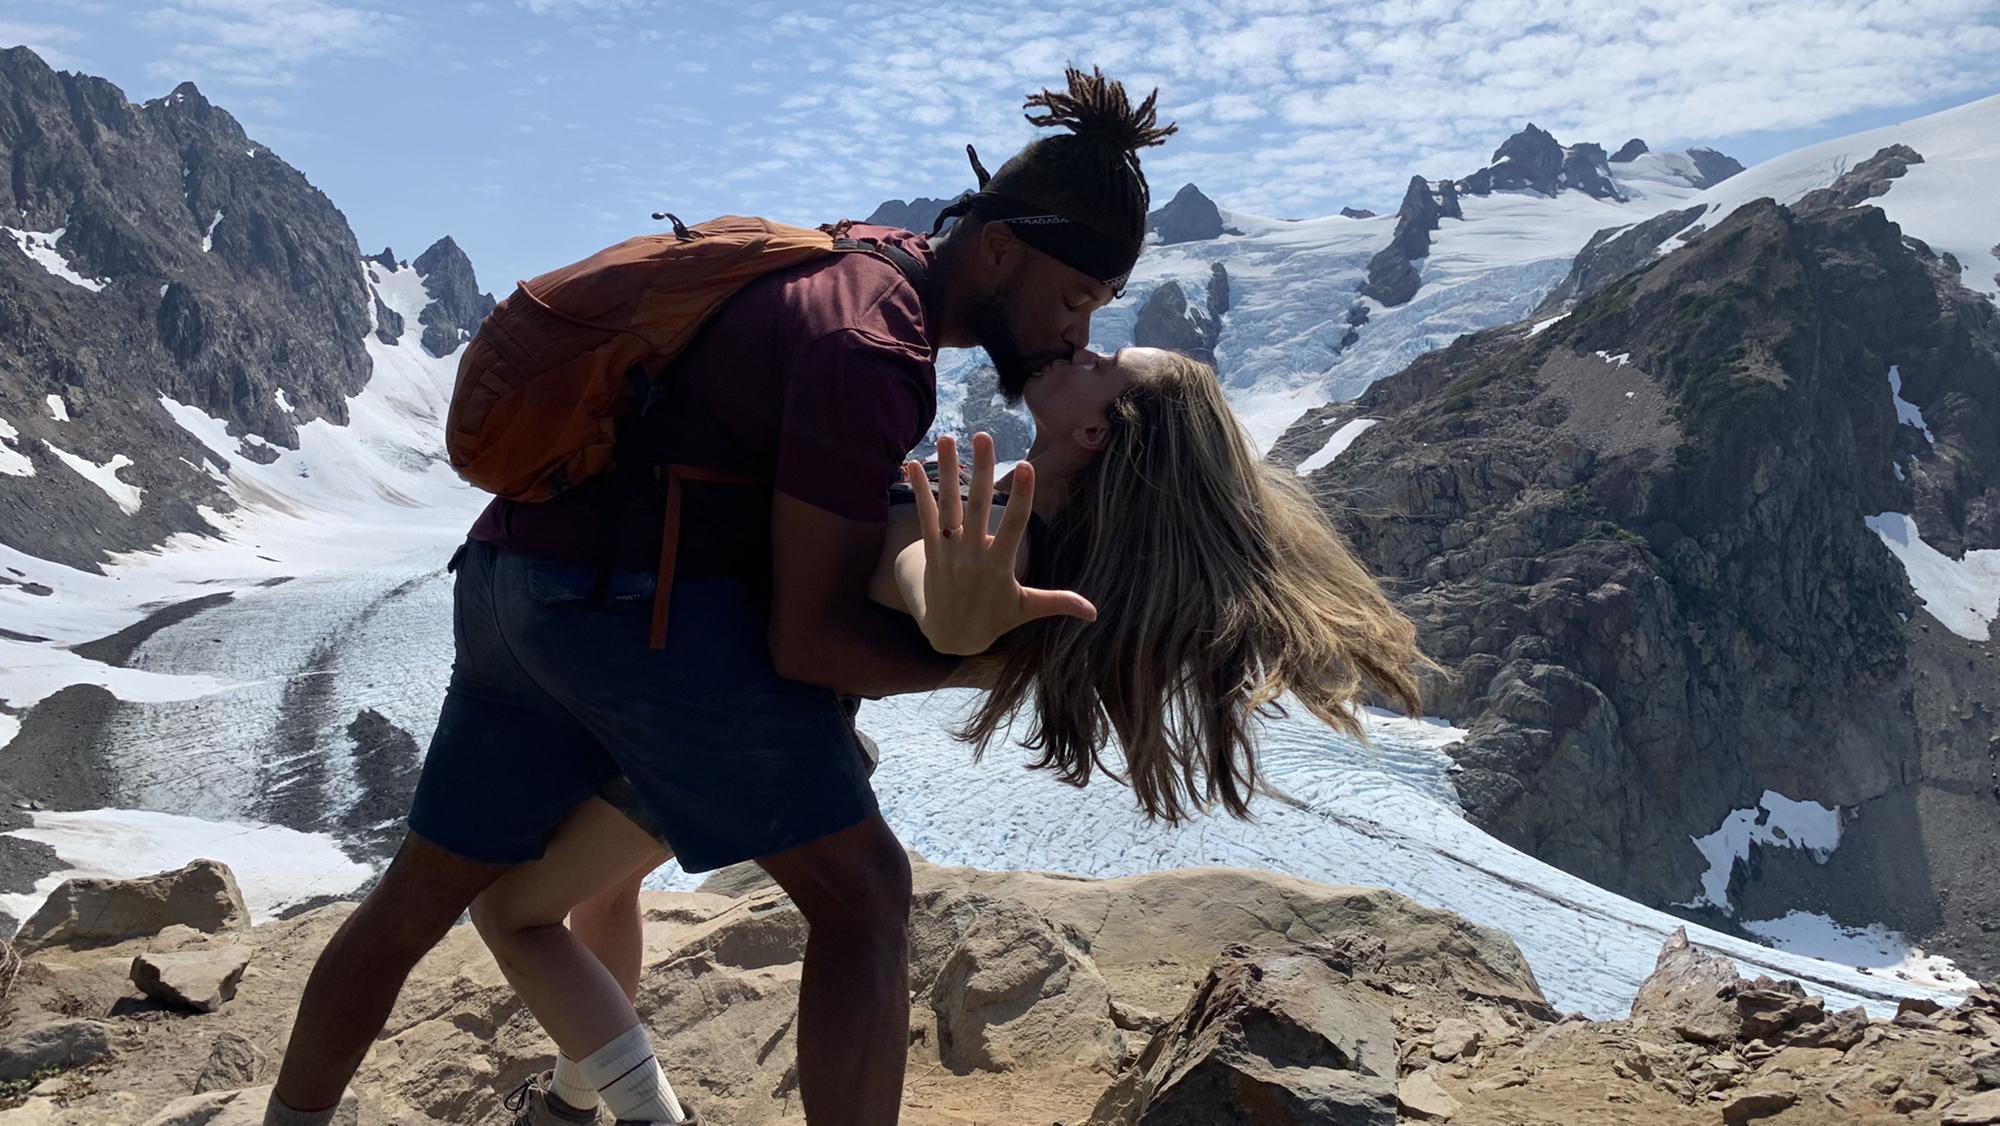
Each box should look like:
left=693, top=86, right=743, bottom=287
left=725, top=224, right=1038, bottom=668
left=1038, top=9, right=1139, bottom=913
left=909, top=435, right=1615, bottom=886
left=502, top=1070, right=602, bottom=1125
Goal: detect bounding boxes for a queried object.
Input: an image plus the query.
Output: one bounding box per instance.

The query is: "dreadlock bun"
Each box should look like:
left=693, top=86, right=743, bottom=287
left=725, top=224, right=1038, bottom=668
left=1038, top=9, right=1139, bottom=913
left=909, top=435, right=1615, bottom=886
left=1024, top=66, right=1178, bottom=155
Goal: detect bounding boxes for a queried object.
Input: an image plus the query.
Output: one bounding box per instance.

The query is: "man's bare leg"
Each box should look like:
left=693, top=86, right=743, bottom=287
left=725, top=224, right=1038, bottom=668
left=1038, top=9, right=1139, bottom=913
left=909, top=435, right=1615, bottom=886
left=267, top=834, right=506, bottom=1119
left=757, top=814, right=913, bottom=1126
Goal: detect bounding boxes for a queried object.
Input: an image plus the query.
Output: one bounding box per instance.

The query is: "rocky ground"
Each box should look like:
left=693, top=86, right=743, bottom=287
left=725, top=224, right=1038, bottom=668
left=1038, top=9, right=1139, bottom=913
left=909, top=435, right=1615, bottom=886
left=2, top=859, right=1997, bottom=1125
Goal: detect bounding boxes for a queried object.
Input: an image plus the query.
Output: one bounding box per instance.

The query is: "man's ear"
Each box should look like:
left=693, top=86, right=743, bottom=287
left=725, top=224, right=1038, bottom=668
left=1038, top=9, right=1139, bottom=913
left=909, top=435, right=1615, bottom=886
left=977, top=220, right=1018, bottom=271
left=1074, top=421, right=1110, bottom=452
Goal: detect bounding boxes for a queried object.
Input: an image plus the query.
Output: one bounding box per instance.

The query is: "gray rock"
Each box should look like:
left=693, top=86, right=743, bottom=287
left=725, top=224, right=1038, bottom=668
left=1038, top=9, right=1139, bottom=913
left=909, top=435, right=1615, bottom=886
left=1398, top=1068, right=1460, bottom=1120
left=1944, top=1091, right=2000, bottom=1125
left=0, top=1019, right=113, bottom=1082
left=1205, top=262, right=1230, bottom=318
left=1428, top=1017, right=1481, bottom=1061
left=1361, top=176, right=1448, bottom=306
left=371, top=292, right=403, bottom=346
left=1437, top=179, right=1462, bottom=220
left=1460, top=123, right=1564, bottom=196
left=1610, top=138, right=1649, bottom=162
left=139, top=1084, right=358, bottom=1126
left=1147, top=183, right=1225, bottom=245
left=1112, top=943, right=1400, bottom=1125
left=15, top=859, right=248, bottom=952
left=1628, top=927, right=1742, bottom=1044
left=413, top=236, right=496, bottom=359
left=130, top=945, right=252, bottom=1012
left=193, top=1032, right=269, bottom=1093
left=864, top=196, right=960, bottom=234
left=1339, top=207, right=1377, bottom=219
left=1132, top=281, right=1218, bottom=365
left=929, top=898, right=1124, bottom=1075
left=1687, top=146, right=1746, bottom=187
left=1532, top=205, right=1706, bottom=318
left=1794, top=144, right=1924, bottom=215
left=1558, top=142, right=1625, bottom=202
left=1310, top=199, right=2000, bottom=965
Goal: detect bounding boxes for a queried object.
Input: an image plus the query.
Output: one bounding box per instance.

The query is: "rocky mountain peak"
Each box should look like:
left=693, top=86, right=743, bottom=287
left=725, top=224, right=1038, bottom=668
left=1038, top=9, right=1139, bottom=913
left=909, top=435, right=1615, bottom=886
left=1147, top=182, right=1226, bottom=245
left=1687, top=146, right=1747, bottom=187
left=1360, top=175, right=1452, bottom=306
left=862, top=195, right=959, bottom=234
left=364, top=247, right=400, bottom=272
left=1611, top=137, right=1650, bottom=162
left=411, top=236, right=495, bottom=358
left=0, top=47, right=383, bottom=567
left=1340, top=206, right=1377, bottom=219
left=1311, top=194, right=2000, bottom=970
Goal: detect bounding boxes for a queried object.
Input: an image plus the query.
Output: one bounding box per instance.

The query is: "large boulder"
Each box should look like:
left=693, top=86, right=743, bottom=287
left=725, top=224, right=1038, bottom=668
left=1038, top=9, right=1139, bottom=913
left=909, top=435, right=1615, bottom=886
left=1091, top=943, right=1400, bottom=1126
left=14, top=860, right=248, bottom=952
left=928, top=897, right=1125, bottom=1076
left=0, top=1020, right=113, bottom=1082
left=1628, top=927, right=1742, bottom=1044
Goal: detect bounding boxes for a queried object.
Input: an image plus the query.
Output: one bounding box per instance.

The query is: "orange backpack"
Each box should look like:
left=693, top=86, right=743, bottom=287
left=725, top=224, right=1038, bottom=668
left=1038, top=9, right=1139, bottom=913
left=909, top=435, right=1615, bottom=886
left=446, top=214, right=922, bottom=501
left=444, top=213, right=928, bottom=646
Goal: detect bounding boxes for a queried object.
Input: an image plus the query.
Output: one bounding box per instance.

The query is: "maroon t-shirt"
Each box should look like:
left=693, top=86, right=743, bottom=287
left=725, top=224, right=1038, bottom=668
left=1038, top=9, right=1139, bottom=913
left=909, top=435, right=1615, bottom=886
left=467, top=226, right=937, bottom=584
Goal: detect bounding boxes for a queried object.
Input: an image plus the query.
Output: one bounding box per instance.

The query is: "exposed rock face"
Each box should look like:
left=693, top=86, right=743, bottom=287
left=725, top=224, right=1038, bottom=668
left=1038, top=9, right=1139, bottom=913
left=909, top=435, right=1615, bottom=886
left=1537, top=144, right=1925, bottom=321
left=1206, top=262, right=1230, bottom=318
left=1147, top=183, right=1226, bottom=245
left=1361, top=176, right=1448, bottom=306
left=15, top=858, right=249, bottom=952
left=1558, top=141, right=1625, bottom=201
left=410, top=236, right=495, bottom=358
left=1313, top=198, right=2000, bottom=971
left=1532, top=205, right=1707, bottom=317
left=1795, top=143, right=1925, bottom=213
left=1460, top=123, right=1565, bottom=196
left=929, top=896, right=1125, bottom=1075
left=0, top=48, right=485, bottom=568
left=1611, top=138, right=1650, bottom=162
left=863, top=195, right=959, bottom=234
left=1689, top=146, right=1748, bottom=187
left=1341, top=206, right=1378, bottom=219
left=1132, top=280, right=1220, bottom=365
left=1096, top=943, right=1401, bottom=1125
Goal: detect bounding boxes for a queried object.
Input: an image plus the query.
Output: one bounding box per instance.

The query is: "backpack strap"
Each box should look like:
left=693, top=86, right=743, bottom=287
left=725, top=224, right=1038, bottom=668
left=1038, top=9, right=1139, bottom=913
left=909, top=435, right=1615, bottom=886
left=832, top=236, right=930, bottom=302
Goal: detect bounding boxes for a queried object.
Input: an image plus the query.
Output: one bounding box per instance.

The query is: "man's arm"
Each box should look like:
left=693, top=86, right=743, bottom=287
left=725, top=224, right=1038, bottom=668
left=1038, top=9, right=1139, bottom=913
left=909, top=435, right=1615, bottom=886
left=768, top=491, right=960, bottom=697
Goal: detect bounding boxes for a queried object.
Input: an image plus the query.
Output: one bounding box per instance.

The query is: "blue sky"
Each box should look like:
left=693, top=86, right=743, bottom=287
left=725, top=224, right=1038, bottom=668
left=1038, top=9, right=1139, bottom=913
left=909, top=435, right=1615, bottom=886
left=7, top=0, right=1998, bottom=294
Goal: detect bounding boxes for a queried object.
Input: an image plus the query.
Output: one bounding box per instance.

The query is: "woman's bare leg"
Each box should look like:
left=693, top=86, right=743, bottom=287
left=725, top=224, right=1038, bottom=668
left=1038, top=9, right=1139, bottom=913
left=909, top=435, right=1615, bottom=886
left=470, top=797, right=667, bottom=1056
left=570, top=864, right=651, bottom=1001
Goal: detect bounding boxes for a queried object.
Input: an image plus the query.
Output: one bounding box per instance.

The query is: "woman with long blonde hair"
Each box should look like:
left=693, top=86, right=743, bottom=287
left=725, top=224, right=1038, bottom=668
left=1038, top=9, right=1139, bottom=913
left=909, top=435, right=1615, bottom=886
left=482, top=345, right=1435, bottom=1125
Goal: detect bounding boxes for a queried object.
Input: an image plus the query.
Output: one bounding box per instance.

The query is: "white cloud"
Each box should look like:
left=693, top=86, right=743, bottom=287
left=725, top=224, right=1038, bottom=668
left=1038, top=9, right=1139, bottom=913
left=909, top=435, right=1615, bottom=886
left=0, top=20, right=88, bottom=71
left=139, top=0, right=409, bottom=89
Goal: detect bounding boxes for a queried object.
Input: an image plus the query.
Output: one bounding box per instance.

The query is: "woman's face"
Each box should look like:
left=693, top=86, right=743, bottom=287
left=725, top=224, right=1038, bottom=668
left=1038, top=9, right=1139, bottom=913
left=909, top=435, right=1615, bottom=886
left=1022, top=346, right=1170, bottom=456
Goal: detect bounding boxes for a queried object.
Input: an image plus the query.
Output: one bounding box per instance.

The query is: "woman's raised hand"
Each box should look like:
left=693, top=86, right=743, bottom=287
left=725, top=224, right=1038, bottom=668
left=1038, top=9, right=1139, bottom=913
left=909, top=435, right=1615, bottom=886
left=902, top=433, right=1097, bottom=656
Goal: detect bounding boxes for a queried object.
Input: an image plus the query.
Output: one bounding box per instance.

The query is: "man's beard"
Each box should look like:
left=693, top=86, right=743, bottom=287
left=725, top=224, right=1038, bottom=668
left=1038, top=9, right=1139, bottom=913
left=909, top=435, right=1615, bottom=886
left=971, top=284, right=1067, bottom=404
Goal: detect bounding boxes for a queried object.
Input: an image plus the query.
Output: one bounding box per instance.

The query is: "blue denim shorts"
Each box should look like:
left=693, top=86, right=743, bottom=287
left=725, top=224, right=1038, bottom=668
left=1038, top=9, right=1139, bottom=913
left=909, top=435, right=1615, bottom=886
left=407, top=539, right=878, bottom=873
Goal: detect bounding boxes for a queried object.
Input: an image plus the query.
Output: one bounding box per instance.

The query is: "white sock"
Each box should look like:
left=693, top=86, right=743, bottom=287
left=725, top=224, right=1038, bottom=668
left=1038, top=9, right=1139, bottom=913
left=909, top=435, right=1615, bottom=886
left=550, top=1052, right=598, bottom=1114
left=576, top=1024, right=686, bottom=1123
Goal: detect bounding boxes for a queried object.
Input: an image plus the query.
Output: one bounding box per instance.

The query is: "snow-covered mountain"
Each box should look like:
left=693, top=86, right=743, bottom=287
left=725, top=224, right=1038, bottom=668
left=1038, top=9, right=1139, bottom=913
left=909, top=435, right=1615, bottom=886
left=921, top=126, right=1749, bottom=450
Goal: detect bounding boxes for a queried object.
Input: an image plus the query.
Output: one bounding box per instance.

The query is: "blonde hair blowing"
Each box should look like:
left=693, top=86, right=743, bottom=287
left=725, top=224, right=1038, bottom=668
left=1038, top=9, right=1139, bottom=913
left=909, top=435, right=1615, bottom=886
left=964, top=353, right=1438, bottom=822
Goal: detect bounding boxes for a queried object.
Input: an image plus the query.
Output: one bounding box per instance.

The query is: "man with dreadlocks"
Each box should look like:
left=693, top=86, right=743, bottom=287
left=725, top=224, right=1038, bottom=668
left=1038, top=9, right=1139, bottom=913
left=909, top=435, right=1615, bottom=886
left=260, top=67, right=1173, bottom=1126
